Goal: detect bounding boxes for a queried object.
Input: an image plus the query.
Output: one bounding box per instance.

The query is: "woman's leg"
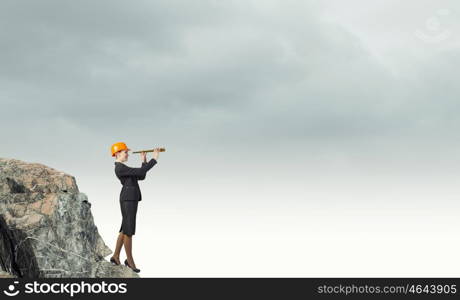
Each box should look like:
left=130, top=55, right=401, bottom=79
left=111, top=232, right=124, bottom=263
left=123, top=201, right=138, bottom=268
left=123, top=235, right=137, bottom=268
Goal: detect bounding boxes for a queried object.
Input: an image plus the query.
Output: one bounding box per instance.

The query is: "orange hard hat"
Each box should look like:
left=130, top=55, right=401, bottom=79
left=111, top=142, right=131, bottom=157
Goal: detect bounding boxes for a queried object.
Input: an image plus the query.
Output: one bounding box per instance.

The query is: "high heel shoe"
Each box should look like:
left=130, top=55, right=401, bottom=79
left=110, top=257, right=120, bottom=265
left=124, top=259, right=140, bottom=273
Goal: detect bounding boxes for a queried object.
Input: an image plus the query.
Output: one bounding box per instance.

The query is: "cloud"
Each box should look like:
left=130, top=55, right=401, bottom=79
left=1, top=0, right=460, bottom=160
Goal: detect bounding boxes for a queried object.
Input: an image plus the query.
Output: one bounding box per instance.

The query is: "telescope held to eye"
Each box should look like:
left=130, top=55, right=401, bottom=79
left=132, top=148, right=166, bottom=153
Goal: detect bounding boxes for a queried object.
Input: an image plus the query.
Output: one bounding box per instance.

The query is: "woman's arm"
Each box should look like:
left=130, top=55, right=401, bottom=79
left=115, top=158, right=157, bottom=178
left=138, top=161, right=148, bottom=180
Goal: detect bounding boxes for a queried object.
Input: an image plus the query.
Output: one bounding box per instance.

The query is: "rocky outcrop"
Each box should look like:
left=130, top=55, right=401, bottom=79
left=0, top=158, right=138, bottom=278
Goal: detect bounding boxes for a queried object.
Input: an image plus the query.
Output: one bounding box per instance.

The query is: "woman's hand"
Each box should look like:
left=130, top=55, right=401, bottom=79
left=140, top=151, right=147, bottom=163
left=152, top=148, right=161, bottom=160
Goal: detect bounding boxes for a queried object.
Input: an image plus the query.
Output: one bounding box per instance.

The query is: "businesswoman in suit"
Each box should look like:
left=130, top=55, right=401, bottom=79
left=109, top=142, right=160, bottom=273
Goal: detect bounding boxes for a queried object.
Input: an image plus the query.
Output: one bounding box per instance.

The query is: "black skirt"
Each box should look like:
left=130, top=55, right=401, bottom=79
left=119, top=200, right=138, bottom=236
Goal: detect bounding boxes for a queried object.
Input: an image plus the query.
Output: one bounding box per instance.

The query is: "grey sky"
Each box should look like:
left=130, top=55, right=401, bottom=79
left=1, top=1, right=458, bottom=142
left=1, top=0, right=460, bottom=276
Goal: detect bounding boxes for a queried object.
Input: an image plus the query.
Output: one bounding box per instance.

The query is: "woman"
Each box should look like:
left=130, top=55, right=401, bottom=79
left=109, top=142, right=160, bottom=273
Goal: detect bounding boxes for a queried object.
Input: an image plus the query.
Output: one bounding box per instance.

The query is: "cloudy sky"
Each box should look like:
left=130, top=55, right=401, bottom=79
left=1, top=0, right=460, bottom=276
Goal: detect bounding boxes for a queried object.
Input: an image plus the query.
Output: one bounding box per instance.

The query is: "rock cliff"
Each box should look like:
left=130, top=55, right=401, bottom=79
left=0, top=158, right=138, bottom=278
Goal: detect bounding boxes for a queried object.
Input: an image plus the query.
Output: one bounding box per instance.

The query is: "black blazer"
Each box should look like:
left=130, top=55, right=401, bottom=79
left=114, top=158, right=157, bottom=201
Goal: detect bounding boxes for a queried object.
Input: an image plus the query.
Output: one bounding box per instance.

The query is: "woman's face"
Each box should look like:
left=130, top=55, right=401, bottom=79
left=117, top=149, right=129, bottom=162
